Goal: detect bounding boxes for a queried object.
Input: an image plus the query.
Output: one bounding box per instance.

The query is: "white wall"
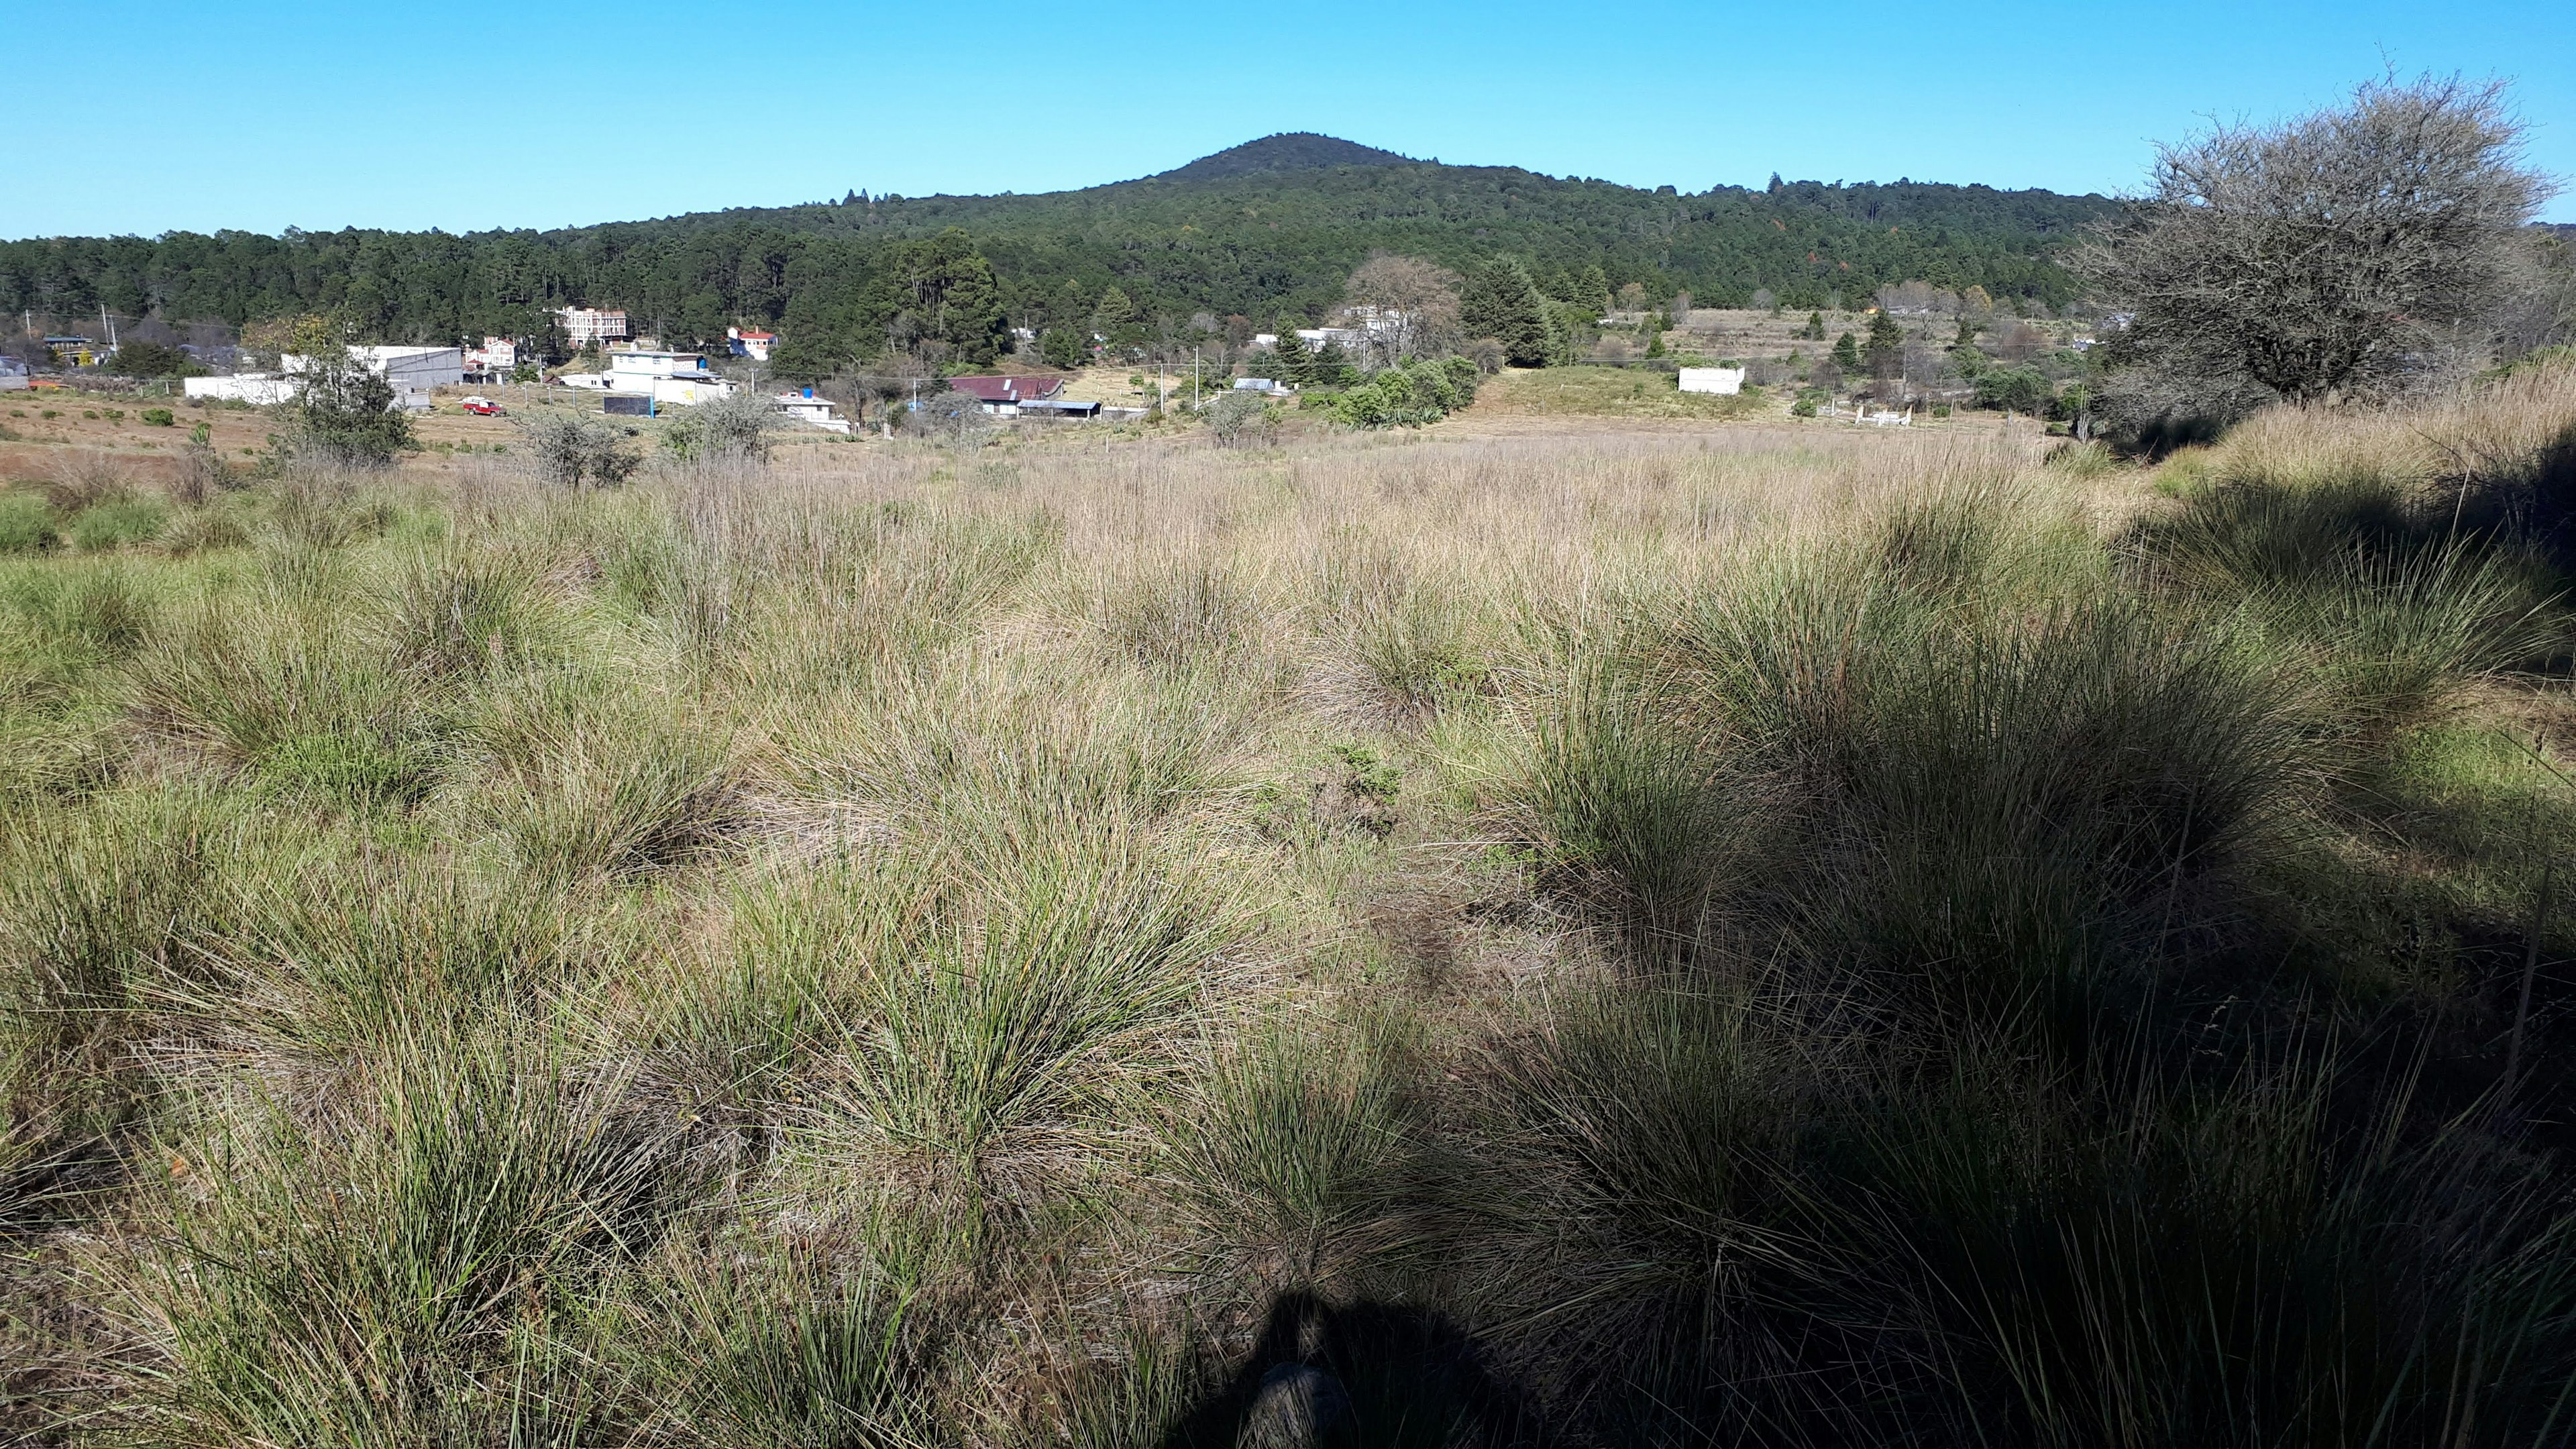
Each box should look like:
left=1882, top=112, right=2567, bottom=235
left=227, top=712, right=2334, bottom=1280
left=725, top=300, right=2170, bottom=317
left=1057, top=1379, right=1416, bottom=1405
left=184, top=375, right=297, bottom=405
left=1678, top=367, right=1747, bottom=396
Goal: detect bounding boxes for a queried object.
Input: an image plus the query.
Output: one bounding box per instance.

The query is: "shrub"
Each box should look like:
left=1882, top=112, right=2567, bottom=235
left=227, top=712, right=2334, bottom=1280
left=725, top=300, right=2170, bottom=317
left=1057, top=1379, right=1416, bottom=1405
left=1974, top=366, right=2055, bottom=413
left=106, top=340, right=199, bottom=378
left=1331, top=356, right=1480, bottom=429
left=140, top=407, right=175, bottom=427
left=663, top=389, right=779, bottom=462
left=515, top=411, right=640, bottom=488
left=1203, top=388, right=1273, bottom=445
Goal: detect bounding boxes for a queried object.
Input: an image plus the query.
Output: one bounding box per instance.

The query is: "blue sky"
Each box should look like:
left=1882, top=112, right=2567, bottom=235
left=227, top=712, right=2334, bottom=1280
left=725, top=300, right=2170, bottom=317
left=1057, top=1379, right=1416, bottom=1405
left=6, top=1, right=2573, bottom=237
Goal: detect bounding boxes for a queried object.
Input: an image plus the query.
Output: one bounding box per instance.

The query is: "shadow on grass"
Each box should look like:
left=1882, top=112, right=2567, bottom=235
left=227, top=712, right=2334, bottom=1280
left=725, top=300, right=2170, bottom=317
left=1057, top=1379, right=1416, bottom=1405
left=1161, top=1293, right=1537, bottom=1449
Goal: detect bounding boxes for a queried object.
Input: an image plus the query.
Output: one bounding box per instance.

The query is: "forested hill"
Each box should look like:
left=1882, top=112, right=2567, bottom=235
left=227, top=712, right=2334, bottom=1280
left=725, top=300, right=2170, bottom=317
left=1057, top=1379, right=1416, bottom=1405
left=0, top=133, right=2119, bottom=369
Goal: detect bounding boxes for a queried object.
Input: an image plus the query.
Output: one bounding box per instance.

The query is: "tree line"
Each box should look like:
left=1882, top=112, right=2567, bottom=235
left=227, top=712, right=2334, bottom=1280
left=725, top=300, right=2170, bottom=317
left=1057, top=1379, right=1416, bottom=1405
left=0, top=160, right=2118, bottom=379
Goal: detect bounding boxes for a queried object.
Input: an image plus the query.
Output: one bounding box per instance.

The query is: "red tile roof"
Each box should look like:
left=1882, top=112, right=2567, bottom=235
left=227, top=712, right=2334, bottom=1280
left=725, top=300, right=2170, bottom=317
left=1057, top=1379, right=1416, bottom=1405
left=947, top=374, right=1064, bottom=402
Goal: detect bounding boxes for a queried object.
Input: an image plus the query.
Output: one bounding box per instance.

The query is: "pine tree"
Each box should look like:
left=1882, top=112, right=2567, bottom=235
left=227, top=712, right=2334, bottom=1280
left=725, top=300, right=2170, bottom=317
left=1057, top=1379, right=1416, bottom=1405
left=1577, top=264, right=1612, bottom=315
left=1091, top=286, right=1142, bottom=351
left=1832, top=331, right=1863, bottom=373
left=1461, top=258, right=1554, bottom=368
left=1271, top=325, right=1313, bottom=385
left=1865, top=311, right=1904, bottom=378
left=1803, top=311, right=1827, bottom=341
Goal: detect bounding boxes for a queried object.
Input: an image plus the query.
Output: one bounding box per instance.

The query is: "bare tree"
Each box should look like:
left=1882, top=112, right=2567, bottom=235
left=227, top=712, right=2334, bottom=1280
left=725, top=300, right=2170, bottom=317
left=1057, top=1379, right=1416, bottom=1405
left=2078, top=75, right=2553, bottom=417
left=2495, top=231, right=2576, bottom=360
left=1343, top=254, right=1462, bottom=362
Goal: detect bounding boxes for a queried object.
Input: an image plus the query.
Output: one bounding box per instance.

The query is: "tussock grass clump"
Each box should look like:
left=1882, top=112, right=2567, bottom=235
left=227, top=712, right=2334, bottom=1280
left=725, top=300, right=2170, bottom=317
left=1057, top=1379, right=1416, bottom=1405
left=790, top=659, right=1255, bottom=839
left=1094, top=551, right=1265, bottom=671
left=109, top=1030, right=680, bottom=1446
left=616, top=1223, right=938, bottom=1449
left=172, top=860, right=592, bottom=1070
left=820, top=824, right=1244, bottom=1177
left=1167, top=1010, right=1425, bottom=1293
left=127, top=602, right=441, bottom=808
left=470, top=685, right=746, bottom=881
left=379, top=544, right=555, bottom=680
left=0, top=794, right=251, bottom=1222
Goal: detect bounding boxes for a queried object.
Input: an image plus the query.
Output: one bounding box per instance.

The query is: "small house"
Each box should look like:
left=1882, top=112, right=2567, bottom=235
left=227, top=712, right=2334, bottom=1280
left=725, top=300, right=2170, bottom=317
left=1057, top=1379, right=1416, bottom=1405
left=727, top=327, right=775, bottom=362
left=947, top=375, right=1066, bottom=416
left=773, top=388, right=852, bottom=433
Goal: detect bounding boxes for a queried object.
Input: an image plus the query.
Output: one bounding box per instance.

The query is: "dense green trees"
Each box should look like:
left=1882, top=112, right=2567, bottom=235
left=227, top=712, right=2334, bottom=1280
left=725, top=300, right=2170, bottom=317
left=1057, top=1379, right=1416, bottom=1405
left=0, top=160, right=2113, bottom=366
left=105, top=339, right=197, bottom=377
left=1038, top=327, right=1086, bottom=369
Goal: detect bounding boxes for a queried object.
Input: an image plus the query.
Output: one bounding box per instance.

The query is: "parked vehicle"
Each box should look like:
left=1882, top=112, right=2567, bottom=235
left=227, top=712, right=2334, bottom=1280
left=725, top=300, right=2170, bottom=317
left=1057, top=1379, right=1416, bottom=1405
left=460, top=395, right=504, bottom=416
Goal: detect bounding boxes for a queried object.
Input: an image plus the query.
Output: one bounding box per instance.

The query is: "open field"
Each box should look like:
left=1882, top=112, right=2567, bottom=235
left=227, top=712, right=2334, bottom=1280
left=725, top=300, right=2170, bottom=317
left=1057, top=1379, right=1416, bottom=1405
left=6, top=367, right=2576, bottom=1445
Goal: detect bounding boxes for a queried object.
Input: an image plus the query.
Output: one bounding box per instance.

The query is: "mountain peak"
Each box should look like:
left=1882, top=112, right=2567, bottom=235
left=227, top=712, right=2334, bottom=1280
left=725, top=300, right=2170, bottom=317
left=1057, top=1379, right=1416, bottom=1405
left=1154, top=133, right=1417, bottom=182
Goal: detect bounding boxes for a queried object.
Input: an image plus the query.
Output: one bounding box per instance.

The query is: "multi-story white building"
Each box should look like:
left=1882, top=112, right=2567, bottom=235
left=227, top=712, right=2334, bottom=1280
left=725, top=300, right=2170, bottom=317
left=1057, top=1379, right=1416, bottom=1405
left=727, top=327, right=775, bottom=362
left=555, top=307, right=629, bottom=348
left=464, top=336, right=518, bottom=376
left=604, top=347, right=734, bottom=407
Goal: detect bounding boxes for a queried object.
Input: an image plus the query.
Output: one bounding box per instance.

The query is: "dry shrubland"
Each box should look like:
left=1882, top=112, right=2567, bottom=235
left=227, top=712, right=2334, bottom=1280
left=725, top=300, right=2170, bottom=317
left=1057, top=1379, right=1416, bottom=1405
left=6, top=372, right=2576, bottom=1446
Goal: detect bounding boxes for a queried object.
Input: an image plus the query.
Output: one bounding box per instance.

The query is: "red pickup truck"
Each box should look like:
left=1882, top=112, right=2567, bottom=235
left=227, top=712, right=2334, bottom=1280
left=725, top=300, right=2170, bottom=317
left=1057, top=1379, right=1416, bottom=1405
left=460, top=396, right=505, bottom=417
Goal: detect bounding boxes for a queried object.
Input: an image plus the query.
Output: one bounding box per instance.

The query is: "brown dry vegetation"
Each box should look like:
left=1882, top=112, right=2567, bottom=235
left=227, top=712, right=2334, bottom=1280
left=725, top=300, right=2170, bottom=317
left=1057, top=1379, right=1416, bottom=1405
left=5, top=366, right=2576, bottom=1446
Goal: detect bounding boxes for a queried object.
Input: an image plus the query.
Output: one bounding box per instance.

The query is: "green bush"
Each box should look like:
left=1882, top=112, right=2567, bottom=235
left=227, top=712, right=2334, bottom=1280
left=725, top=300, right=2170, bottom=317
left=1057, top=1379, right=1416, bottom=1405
left=1974, top=366, right=2054, bottom=413
left=1331, top=354, right=1481, bottom=429
left=140, top=407, right=175, bottom=427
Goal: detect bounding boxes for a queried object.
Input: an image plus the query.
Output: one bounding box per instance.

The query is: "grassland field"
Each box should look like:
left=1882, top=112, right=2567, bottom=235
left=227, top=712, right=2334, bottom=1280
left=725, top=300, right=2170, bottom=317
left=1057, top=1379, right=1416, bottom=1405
left=4, top=365, right=2576, bottom=1446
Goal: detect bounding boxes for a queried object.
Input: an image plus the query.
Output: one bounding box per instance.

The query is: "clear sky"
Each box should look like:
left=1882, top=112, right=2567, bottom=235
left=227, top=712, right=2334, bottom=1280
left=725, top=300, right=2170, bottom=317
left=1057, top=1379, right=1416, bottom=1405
left=7, top=1, right=2573, bottom=238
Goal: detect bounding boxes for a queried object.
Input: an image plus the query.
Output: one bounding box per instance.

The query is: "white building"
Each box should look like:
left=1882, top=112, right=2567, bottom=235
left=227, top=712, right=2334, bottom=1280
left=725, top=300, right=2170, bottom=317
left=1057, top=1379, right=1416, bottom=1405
left=604, top=347, right=735, bottom=407
left=276, top=345, right=464, bottom=411
left=464, top=336, right=518, bottom=376
left=727, top=327, right=775, bottom=362
left=183, top=374, right=297, bottom=405
left=1677, top=366, right=1747, bottom=396
left=556, top=307, right=629, bottom=348
left=1295, top=327, right=1368, bottom=352
left=773, top=389, right=851, bottom=433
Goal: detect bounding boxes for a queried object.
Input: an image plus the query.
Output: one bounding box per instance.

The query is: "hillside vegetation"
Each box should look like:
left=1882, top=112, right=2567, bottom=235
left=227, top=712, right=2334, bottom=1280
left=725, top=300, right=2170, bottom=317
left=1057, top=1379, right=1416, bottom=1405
left=0, top=134, right=2112, bottom=358
left=7, top=359, right=2576, bottom=1443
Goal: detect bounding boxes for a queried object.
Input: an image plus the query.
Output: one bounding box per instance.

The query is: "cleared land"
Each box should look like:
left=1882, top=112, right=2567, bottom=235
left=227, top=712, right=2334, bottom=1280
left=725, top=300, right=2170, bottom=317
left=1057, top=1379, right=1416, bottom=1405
left=5, top=370, right=2576, bottom=1444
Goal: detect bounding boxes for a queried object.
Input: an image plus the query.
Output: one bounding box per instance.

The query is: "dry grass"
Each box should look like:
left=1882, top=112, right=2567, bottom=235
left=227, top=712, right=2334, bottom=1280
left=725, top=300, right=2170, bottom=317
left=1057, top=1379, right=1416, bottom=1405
left=4, top=370, right=2576, bottom=1445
